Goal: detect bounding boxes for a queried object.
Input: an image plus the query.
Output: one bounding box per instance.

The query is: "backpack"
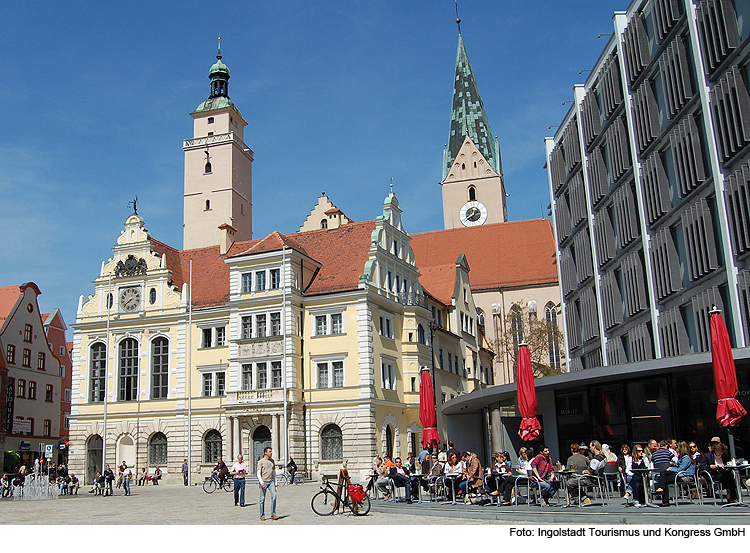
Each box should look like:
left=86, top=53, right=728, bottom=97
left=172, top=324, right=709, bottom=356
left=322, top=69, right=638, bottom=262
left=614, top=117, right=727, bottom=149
left=347, top=483, right=366, bottom=503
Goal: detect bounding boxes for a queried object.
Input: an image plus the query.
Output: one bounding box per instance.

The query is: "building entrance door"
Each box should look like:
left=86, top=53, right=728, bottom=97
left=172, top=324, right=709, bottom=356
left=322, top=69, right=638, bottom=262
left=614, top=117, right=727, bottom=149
left=252, top=425, right=271, bottom=464
left=86, top=435, right=103, bottom=485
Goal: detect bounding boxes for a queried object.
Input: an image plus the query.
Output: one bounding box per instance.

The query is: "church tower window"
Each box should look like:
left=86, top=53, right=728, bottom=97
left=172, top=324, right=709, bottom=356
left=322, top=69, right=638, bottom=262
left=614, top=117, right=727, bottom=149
left=468, top=186, right=476, bottom=201
left=205, top=199, right=211, bottom=211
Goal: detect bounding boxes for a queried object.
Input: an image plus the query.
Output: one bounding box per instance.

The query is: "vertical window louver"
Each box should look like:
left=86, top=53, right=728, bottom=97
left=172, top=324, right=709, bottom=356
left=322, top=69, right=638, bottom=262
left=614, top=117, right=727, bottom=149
left=569, top=172, right=587, bottom=228
left=628, top=323, right=654, bottom=362
left=651, top=0, right=683, bottom=44
left=588, top=146, right=609, bottom=206
left=622, top=12, right=651, bottom=87
left=691, top=287, right=725, bottom=353
left=659, top=35, right=694, bottom=120
left=555, top=192, right=572, bottom=244
left=560, top=246, right=578, bottom=297
left=562, top=118, right=582, bottom=174
left=669, top=114, right=707, bottom=197
left=593, top=208, right=616, bottom=266
left=582, top=90, right=603, bottom=148
left=680, top=198, right=720, bottom=281
left=569, top=356, right=584, bottom=371
left=599, top=54, right=624, bottom=119
left=632, top=80, right=662, bottom=152
left=737, top=268, right=750, bottom=342
left=573, top=228, right=594, bottom=284
left=583, top=348, right=603, bottom=369
left=695, top=0, right=740, bottom=76
left=601, top=272, right=624, bottom=330
left=621, top=250, right=649, bottom=317
left=650, top=227, right=683, bottom=300
left=580, top=286, right=600, bottom=342
left=709, top=65, right=750, bottom=164
left=658, top=306, right=690, bottom=357
left=567, top=300, right=582, bottom=349
left=641, top=150, right=672, bottom=226
left=605, top=117, right=632, bottom=182
left=725, top=159, right=750, bottom=257
left=612, top=182, right=640, bottom=249
left=606, top=336, right=627, bottom=366
left=550, top=144, right=566, bottom=192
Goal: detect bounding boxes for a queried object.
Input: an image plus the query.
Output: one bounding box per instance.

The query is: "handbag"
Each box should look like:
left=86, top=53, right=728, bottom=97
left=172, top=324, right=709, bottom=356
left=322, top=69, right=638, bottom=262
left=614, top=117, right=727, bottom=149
left=347, top=483, right=366, bottom=503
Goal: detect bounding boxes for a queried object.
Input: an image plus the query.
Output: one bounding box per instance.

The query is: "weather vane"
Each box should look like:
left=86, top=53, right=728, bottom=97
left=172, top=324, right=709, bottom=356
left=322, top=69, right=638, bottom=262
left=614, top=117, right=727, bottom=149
left=128, top=196, right=138, bottom=215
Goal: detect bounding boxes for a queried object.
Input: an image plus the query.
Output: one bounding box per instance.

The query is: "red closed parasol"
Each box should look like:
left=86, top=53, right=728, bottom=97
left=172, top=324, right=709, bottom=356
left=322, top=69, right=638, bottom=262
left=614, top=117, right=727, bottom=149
left=710, top=309, right=747, bottom=428
left=419, top=368, right=440, bottom=449
left=517, top=343, right=541, bottom=441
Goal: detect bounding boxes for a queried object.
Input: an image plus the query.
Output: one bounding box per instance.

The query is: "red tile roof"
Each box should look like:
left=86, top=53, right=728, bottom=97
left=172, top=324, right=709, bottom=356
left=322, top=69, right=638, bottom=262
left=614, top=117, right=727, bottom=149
left=231, top=231, right=309, bottom=258
left=410, top=219, right=558, bottom=290
left=0, top=285, right=22, bottom=324
left=418, top=264, right=457, bottom=306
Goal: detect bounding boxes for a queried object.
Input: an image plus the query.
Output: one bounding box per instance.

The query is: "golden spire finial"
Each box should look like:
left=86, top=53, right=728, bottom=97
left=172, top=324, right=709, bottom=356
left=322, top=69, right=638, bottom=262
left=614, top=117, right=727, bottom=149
left=217, top=35, right=222, bottom=59
left=455, top=0, right=461, bottom=34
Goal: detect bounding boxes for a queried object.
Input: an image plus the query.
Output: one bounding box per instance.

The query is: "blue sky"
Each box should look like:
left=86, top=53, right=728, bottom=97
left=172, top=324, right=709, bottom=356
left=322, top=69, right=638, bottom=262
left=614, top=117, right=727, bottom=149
left=0, top=0, right=625, bottom=327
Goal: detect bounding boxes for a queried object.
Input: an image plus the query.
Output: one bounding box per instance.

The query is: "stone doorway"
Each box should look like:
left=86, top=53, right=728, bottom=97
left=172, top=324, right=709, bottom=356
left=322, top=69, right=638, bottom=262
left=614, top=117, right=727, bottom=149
left=252, top=425, right=271, bottom=464
left=86, top=435, right=103, bottom=485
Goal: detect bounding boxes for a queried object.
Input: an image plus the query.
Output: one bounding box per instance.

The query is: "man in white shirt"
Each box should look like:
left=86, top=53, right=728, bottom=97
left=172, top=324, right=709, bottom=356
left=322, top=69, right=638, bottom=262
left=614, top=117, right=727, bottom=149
left=230, top=454, right=247, bottom=507
left=257, top=447, right=277, bottom=520
left=122, top=464, right=132, bottom=496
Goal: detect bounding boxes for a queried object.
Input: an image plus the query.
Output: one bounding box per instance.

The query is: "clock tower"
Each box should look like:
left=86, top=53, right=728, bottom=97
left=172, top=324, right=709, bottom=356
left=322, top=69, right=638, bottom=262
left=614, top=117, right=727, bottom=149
left=441, top=31, right=507, bottom=229
left=183, top=43, right=254, bottom=250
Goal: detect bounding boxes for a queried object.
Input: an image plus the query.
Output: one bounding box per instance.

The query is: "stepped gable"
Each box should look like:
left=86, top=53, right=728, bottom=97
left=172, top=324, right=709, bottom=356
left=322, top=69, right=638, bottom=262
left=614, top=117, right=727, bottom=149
left=289, top=220, right=376, bottom=296
left=410, top=219, right=557, bottom=289
left=418, top=264, right=457, bottom=306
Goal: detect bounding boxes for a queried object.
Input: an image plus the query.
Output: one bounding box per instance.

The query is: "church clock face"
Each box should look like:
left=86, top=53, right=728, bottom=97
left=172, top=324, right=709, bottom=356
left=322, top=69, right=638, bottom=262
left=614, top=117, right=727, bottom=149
left=119, top=287, right=141, bottom=312
left=459, top=201, right=488, bottom=227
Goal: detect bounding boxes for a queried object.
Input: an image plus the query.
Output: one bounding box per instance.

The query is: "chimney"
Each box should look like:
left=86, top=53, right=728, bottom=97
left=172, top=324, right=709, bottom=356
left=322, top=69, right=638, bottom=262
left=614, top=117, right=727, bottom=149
left=218, top=223, right=237, bottom=255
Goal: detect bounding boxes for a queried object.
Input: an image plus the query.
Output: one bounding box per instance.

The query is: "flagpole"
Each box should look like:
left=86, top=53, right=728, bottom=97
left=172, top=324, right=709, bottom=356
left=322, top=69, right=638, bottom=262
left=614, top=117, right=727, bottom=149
left=282, top=246, right=289, bottom=465
left=187, top=260, right=193, bottom=486
left=102, top=274, right=111, bottom=477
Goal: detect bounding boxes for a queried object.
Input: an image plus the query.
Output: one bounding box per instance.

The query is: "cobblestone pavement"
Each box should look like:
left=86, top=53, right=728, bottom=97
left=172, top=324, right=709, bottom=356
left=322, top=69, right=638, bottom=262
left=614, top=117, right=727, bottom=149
left=2, top=482, right=749, bottom=525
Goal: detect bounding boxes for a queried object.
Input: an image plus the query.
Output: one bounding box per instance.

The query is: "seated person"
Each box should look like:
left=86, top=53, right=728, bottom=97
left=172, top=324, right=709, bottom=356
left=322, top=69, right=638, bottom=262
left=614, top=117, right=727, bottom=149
left=566, top=442, right=590, bottom=472
left=442, top=452, right=464, bottom=502
left=458, top=452, right=484, bottom=498
left=421, top=453, right=443, bottom=492
left=138, top=468, right=148, bottom=486
left=699, top=437, right=738, bottom=502
left=566, top=440, right=605, bottom=505
left=69, top=474, right=80, bottom=495
left=390, top=457, right=413, bottom=503
left=95, top=471, right=106, bottom=495
left=629, top=445, right=651, bottom=506
left=530, top=445, right=560, bottom=506
left=152, top=466, right=162, bottom=484
left=654, top=441, right=694, bottom=506
left=376, top=455, right=395, bottom=498
left=213, top=457, right=228, bottom=486
left=486, top=452, right=511, bottom=495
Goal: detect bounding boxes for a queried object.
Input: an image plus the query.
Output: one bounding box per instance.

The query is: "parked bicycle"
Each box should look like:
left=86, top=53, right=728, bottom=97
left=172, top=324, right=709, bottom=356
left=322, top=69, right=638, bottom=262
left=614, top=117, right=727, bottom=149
left=202, top=472, right=234, bottom=493
left=311, top=475, right=370, bottom=516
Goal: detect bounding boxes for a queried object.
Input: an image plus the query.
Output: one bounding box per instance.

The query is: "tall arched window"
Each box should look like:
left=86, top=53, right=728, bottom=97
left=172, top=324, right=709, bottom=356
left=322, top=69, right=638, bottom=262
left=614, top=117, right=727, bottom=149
left=417, top=324, right=426, bottom=345
left=385, top=425, right=394, bottom=458
left=149, top=432, right=168, bottom=465
left=545, top=302, right=562, bottom=371
left=468, top=186, right=476, bottom=201
left=204, top=430, right=222, bottom=463
left=151, top=337, right=169, bottom=399
left=204, top=161, right=212, bottom=173
left=205, top=199, right=211, bottom=211
left=90, top=343, right=106, bottom=403
left=321, top=424, right=343, bottom=460
left=118, top=338, right=138, bottom=402
left=510, top=307, right=524, bottom=354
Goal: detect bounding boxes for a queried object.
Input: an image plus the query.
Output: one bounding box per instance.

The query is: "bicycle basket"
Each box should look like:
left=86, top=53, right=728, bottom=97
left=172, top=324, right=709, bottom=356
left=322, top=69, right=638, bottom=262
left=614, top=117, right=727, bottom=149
left=347, top=484, right=366, bottom=503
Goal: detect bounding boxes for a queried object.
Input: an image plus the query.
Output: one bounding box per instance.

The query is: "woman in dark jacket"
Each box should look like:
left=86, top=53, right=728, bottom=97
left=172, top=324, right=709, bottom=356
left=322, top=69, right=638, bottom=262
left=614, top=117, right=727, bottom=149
left=698, top=440, right=738, bottom=502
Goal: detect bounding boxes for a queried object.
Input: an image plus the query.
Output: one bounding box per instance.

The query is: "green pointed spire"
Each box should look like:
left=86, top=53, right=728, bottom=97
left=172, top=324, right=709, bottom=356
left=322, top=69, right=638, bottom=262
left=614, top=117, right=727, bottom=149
left=443, top=34, right=501, bottom=180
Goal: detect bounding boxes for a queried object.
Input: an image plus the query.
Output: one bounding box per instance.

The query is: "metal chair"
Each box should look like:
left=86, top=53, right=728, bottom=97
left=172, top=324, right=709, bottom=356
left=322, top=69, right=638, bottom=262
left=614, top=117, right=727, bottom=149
left=427, top=475, right=445, bottom=502
left=513, top=475, right=540, bottom=507
left=699, top=470, right=727, bottom=506
left=602, top=464, right=621, bottom=500
left=671, top=470, right=702, bottom=506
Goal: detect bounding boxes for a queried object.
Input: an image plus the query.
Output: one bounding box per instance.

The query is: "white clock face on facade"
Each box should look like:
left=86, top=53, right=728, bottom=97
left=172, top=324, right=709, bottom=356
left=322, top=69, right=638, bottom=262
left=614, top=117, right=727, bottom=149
left=119, top=287, right=141, bottom=312
left=459, top=201, right=488, bottom=227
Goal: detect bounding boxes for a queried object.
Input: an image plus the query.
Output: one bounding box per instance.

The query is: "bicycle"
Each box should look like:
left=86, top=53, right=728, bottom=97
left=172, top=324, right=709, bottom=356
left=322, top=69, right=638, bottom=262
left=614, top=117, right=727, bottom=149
left=275, top=468, right=303, bottom=486
left=202, top=472, right=234, bottom=493
left=311, top=475, right=370, bottom=516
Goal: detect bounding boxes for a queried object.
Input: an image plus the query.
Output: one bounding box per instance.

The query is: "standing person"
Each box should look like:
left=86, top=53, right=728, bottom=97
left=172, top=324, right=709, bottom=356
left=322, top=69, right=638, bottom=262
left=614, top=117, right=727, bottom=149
left=182, top=459, right=189, bottom=486
left=122, top=463, right=132, bottom=496
left=286, top=457, right=297, bottom=484
left=230, top=454, right=247, bottom=507
left=446, top=440, right=459, bottom=459
left=257, top=447, right=277, bottom=520
left=103, top=464, right=115, bottom=496
left=116, top=461, right=126, bottom=489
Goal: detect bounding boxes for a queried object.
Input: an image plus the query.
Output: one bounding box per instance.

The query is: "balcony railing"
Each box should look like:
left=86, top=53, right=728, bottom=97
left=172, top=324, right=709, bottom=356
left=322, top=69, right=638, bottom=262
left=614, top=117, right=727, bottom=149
left=183, top=132, right=252, bottom=154
left=396, top=291, right=428, bottom=309
left=225, top=388, right=285, bottom=405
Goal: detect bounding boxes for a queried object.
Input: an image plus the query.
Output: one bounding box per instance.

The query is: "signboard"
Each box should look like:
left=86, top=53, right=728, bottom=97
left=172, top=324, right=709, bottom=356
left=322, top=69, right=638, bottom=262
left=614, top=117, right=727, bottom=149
left=19, top=440, right=31, bottom=451
left=5, top=382, right=14, bottom=433
left=12, top=418, right=31, bottom=434
left=44, top=444, right=54, bottom=459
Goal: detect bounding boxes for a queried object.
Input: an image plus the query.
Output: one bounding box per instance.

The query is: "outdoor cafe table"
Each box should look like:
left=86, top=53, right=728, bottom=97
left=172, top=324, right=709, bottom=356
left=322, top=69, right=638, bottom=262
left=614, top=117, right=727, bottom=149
left=721, top=463, right=750, bottom=509
left=630, top=467, right=661, bottom=508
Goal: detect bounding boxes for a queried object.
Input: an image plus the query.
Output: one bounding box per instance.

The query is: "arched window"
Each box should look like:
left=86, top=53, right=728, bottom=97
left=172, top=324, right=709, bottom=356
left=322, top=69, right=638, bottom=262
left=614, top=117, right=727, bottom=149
left=205, top=199, right=211, bottom=211
left=477, top=308, right=485, bottom=329
left=417, top=324, right=426, bottom=345
left=468, top=186, right=476, bottom=201
left=510, top=307, right=524, bottom=352
left=320, top=218, right=328, bottom=229
left=90, top=343, right=106, bottom=403
left=118, top=338, right=138, bottom=402
left=321, top=424, right=343, bottom=460
left=151, top=337, right=169, bottom=399
left=149, top=288, right=157, bottom=305
left=385, top=425, right=394, bottom=458
left=204, top=161, right=212, bottom=173
left=106, top=293, right=113, bottom=309
left=149, top=432, right=168, bottom=465
left=204, top=430, right=222, bottom=463
left=545, top=303, right=561, bottom=371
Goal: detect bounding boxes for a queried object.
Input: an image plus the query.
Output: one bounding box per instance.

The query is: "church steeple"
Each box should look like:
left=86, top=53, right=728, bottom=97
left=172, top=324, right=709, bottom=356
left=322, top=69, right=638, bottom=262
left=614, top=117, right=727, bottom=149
left=443, top=33, right=501, bottom=180
left=209, top=38, right=230, bottom=99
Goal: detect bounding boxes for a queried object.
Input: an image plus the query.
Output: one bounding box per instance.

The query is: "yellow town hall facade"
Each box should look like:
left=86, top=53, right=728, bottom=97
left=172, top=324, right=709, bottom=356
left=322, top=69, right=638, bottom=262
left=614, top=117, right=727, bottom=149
left=67, top=49, right=495, bottom=483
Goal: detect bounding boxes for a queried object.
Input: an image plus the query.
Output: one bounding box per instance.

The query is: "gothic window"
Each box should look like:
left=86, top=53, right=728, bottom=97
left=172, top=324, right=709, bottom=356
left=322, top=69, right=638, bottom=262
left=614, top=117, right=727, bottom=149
left=385, top=425, right=394, bottom=458
left=204, top=430, right=222, bottom=463
left=149, top=432, right=168, bottom=465
left=151, top=337, right=169, bottom=399
left=118, top=338, right=138, bottom=402
left=545, top=302, right=562, bottom=371
left=321, top=424, right=343, bottom=460
left=510, top=306, right=524, bottom=352
left=90, top=343, right=106, bottom=403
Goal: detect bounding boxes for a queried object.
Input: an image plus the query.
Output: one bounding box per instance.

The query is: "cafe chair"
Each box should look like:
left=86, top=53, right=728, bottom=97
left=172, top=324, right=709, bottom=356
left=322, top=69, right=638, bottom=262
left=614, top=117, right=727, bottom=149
left=699, top=470, right=727, bottom=507
left=671, top=470, right=702, bottom=506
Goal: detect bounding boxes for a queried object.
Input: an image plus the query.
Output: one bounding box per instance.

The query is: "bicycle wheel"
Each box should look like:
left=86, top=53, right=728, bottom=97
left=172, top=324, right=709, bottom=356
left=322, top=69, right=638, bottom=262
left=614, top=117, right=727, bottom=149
left=202, top=479, right=217, bottom=494
left=276, top=473, right=289, bottom=487
left=311, top=490, right=337, bottom=516
left=351, top=495, right=371, bottom=516
left=222, top=479, right=234, bottom=492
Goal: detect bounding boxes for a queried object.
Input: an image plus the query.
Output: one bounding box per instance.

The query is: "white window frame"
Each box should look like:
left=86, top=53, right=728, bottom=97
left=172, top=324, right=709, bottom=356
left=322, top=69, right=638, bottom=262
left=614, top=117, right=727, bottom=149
left=310, top=307, right=345, bottom=337
left=381, top=356, right=396, bottom=391
left=198, top=324, right=228, bottom=349
left=198, top=365, right=227, bottom=397
left=379, top=315, right=393, bottom=339
left=312, top=355, right=346, bottom=389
